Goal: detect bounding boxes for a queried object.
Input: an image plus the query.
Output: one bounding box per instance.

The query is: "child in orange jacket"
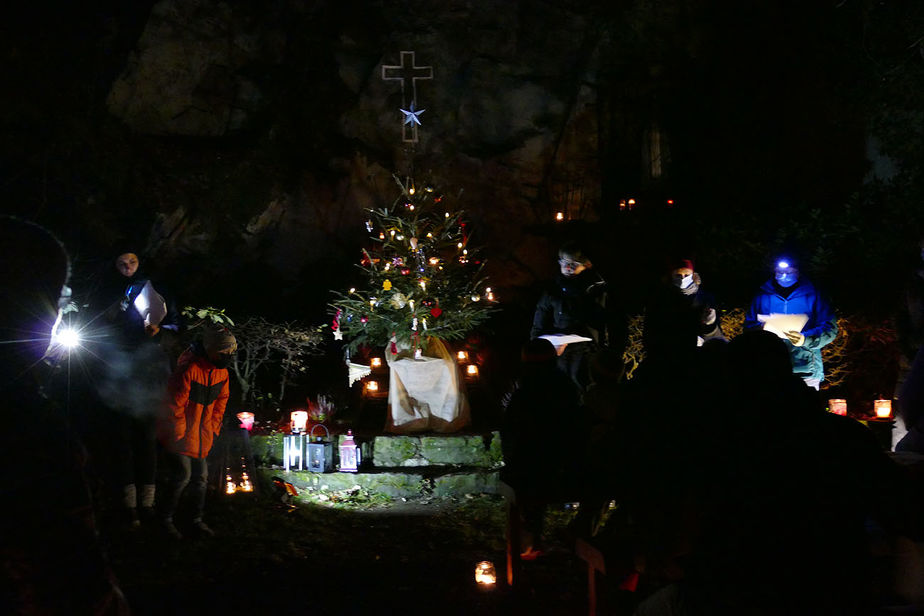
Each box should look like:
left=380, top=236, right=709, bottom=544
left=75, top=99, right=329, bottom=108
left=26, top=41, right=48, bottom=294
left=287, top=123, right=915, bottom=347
left=158, top=327, right=236, bottom=539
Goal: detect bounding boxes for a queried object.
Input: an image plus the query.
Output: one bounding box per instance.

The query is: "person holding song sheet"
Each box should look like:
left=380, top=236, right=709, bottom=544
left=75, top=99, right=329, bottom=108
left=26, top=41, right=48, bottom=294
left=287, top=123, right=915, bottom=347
left=744, top=255, right=837, bottom=390
left=531, top=242, right=626, bottom=393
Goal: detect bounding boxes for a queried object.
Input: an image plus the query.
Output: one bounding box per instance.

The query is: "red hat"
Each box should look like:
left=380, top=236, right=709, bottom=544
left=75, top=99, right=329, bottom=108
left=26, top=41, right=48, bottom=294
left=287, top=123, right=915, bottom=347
left=674, top=259, right=695, bottom=271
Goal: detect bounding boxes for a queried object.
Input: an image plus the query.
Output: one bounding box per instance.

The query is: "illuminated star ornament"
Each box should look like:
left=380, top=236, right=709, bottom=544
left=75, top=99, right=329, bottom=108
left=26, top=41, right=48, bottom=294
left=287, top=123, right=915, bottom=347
left=400, top=101, right=425, bottom=126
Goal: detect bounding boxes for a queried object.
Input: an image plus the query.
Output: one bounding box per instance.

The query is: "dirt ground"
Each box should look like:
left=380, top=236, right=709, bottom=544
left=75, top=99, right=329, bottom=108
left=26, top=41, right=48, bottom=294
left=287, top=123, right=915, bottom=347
left=100, top=488, right=612, bottom=616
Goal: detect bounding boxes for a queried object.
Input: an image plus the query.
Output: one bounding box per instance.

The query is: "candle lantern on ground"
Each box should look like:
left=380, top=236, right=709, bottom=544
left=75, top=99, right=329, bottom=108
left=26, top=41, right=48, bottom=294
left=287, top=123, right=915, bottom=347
left=339, top=430, right=361, bottom=472
left=828, top=399, right=847, bottom=416
left=474, top=561, right=496, bottom=586
left=238, top=456, right=254, bottom=492
left=874, top=399, right=892, bottom=419
left=224, top=468, right=237, bottom=495
left=284, top=434, right=305, bottom=471
left=237, top=412, right=255, bottom=431
left=290, top=410, right=308, bottom=434
left=307, top=424, right=333, bottom=473
left=465, top=364, right=479, bottom=378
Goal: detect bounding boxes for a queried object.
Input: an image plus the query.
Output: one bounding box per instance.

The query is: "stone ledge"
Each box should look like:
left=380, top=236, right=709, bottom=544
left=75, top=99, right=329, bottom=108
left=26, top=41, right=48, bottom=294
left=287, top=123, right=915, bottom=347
left=250, top=431, right=503, bottom=469
left=258, top=467, right=500, bottom=499
left=371, top=432, right=502, bottom=468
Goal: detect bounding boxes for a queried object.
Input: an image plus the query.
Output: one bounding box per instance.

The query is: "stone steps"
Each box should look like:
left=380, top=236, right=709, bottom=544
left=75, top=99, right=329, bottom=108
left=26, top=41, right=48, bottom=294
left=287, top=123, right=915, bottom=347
left=257, top=466, right=500, bottom=500
left=249, top=430, right=503, bottom=499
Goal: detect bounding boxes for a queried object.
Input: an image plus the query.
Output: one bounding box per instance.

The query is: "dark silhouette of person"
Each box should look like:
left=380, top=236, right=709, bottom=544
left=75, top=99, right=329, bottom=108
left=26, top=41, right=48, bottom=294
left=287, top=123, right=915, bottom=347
left=501, top=338, right=584, bottom=557
left=895, top=342, right=924, bottom=453
left=0, top=216, right=130, bottom=614
left=661, top=329, right=924, bottom=615
left=893, top=234, right=924, bottom=448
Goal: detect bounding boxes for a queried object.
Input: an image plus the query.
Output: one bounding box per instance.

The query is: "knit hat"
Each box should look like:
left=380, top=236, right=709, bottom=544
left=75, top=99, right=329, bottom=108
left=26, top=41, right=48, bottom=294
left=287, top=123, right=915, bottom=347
left=674, top=258, right=695, bottom=271
left=203, top=327, right=237, bottom=354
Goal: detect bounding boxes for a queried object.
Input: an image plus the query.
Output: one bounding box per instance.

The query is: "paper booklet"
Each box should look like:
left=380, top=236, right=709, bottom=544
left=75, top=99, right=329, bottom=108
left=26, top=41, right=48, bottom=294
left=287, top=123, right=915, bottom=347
left=757, top=313, right=809, bottom=340
left=132, top=280, right=168, bottom=327
left=539, top=334, right=594, bottom=356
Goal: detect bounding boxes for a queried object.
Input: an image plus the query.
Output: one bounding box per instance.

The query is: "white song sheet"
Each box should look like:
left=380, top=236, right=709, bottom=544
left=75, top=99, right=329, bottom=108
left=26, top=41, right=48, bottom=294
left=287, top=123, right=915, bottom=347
left=538, top=333, right=593, bottom=356
left=757, top=313, right=809, bottom=340
left=132, top=280, right=167, bottom=327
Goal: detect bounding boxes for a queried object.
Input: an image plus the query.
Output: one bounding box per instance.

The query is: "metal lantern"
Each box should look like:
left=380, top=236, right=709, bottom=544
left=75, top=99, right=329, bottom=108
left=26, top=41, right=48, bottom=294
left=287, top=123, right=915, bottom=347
left=828, top=399, right=847, bottom=416
left=307, top=424, right=333, bottom=473
left=338, top=429, right=361, bottom=473
left=284, top=434, right=306, bottom=471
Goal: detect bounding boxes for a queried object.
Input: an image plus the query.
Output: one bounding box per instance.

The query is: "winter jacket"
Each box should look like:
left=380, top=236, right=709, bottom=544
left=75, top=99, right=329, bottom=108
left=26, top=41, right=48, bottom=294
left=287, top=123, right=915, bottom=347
left=531, top=269, right=622, bottom=348
left=643, top=279, right=726, bottom=356
left=744, top=279, right=837, bottom=383
left=160, top=343, right=230, bottom=459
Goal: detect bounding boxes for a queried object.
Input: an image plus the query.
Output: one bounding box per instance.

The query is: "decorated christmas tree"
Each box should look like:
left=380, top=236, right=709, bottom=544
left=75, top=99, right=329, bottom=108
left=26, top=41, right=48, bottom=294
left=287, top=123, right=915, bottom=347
left=330, top=175, right=496, bottom=355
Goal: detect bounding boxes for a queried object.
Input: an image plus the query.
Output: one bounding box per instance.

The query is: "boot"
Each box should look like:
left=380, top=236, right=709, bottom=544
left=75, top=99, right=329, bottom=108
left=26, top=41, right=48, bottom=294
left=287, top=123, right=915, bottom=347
left=192, top=519, right=215, bottom=538
left=122, top=484, right=140, bottom=528
left=162, top=518, right=183, bottom=540
left=139, top=484, right=156, bottom=523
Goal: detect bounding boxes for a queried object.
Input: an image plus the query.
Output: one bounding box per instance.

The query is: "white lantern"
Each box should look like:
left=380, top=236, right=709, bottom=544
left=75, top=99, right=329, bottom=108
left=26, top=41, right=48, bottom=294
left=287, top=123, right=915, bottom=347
left=339, top=430, right=361, bottom=473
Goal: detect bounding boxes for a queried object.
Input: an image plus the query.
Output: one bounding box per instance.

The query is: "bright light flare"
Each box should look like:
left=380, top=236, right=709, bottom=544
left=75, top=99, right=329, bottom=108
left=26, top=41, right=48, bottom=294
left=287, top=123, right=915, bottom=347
left=53, top=327, right=81, bottom=349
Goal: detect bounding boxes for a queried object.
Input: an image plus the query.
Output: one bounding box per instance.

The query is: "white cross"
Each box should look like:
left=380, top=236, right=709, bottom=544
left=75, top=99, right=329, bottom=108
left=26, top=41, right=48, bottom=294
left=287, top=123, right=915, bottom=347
left=382, top=51, right=433, bottom=143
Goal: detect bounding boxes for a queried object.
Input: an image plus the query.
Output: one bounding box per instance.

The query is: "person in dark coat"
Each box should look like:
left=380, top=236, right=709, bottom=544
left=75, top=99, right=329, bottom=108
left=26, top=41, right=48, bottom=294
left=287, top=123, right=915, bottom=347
left=0, top=216, right=130, bottom=615
left=744, top=255, right=837, bottom=390
left=895, top=342, right=924, bottom=453
left=644, top=258, right=726, bottom=359
left=501, top=338, right=584, bottom=557
left=94, top=251, right=181, bottom=527
left=530, top=242, right=626, bottom=393
left=683, top=330, right=924, bottom=615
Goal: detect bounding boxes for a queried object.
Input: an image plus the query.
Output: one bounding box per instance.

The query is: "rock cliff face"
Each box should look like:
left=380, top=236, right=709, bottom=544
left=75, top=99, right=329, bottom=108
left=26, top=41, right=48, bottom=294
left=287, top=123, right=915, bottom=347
left=4, top=0, right=869, bottom=323
left=103, top=0, right=612, bottom=314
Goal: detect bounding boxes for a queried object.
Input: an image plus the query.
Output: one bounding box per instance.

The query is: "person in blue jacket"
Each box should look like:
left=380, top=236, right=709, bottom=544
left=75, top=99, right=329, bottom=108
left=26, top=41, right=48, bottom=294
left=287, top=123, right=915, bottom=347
left=744, top=256, right=838, bottom=390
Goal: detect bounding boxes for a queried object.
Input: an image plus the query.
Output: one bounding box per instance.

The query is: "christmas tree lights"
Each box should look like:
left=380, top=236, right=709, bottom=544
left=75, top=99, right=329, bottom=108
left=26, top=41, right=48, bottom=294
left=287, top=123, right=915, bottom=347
left=330, top=175, right=495, bottom=354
